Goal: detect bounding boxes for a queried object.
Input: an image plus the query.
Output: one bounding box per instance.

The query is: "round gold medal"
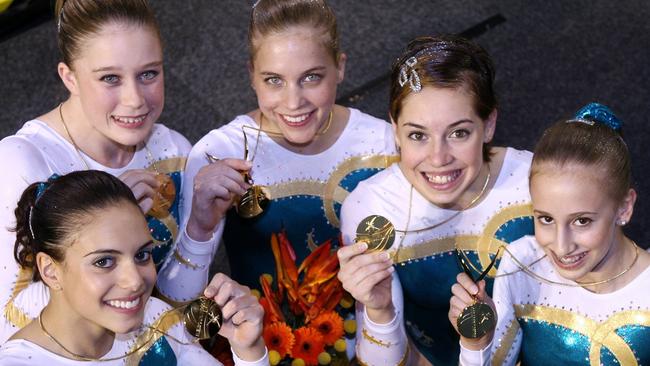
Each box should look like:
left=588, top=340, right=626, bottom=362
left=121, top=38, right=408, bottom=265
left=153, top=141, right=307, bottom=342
left=355, top=215, right=396, bottom=252
left=183, top=297, right=223, bottom=340
left=456, top=302, right=495, bottom=339
left=148, top=174, right=176, bottom=219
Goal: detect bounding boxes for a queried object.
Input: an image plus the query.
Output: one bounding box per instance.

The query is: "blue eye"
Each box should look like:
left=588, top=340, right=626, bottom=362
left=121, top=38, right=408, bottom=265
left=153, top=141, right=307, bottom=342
left=302, top=74, right=322, bottom=83
left=135, top=249, right=152, bottom=264
left=265, top=76, right=282, bottom=86
left=94, top=256, right=115, bottom=268
left=100, top=75, right=119, bottom=84
left=139, top=70, right=159, bottom=81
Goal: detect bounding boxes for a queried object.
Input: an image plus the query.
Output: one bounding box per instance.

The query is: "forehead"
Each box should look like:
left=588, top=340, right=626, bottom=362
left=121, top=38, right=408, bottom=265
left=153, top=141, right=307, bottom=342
left=530, top=164, right=615, bottom=212
left=72, top=22, right=162, bottom=70
left=397, top=86, right=480, bottom=127
left=68, top=202, right=151, bottom=256
left=252, top=25, right=334, bottom=71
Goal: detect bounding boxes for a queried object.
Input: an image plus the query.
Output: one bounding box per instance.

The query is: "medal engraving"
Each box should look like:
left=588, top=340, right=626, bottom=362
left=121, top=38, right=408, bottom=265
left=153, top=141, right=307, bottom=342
left=355, top=215, right=395, bottom=252
left=183, top=297, right=223, bottom=340
left=457, top=302, right=495, bottom=339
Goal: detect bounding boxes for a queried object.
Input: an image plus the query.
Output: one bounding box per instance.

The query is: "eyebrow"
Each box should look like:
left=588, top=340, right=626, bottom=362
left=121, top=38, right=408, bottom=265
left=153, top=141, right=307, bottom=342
left=533, top=210, right=598, bottom=216
left=259, top=66, right=327, bottom=77
left=402, top=119, right=474, bottom=129
left=83, top=240, right=154, bottom=257
left=92, top=61, right=163, bottom=73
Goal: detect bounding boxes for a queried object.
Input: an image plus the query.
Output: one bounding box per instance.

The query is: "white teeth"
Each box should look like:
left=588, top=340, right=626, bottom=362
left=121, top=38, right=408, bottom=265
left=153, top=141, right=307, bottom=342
left=113, top=115, right=146, bottom=124
left=425, top=171, right=459, bottom=184
left=107, top=297, right=140, bottom=309
left=559, top=253, right=586, bottom=264
left=283, top=114, right=309, bottom=123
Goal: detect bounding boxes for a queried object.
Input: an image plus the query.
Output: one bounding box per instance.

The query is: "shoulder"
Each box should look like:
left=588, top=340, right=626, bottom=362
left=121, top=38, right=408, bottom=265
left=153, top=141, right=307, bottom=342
left=190, top=115, right=252, bottom=159
left=346, top=108, right=395, bottom=140
left=0, top=120, right=58, bottom=172
left=498, top=235, right=544, bottom=275
left=0, top=339, right=53, bottom=364
left=503, top=147, right=533, bottom=169
left=146, top=124, right=192, bottom=156
left=345, top=164, right=400, bottom=204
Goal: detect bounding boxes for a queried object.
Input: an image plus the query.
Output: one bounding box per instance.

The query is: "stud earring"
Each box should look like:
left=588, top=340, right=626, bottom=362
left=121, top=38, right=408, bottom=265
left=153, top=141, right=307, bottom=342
left=617, top=219, right=627, bottom=226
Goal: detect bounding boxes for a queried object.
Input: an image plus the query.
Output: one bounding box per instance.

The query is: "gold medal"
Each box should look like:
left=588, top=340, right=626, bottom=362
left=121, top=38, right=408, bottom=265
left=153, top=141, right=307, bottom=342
left=183, top=297, right=223, bottom=340
left=236, top=179, right=270, bottom=219
left=355, top=215, right=395, bottom=252
left=455, top=248, right=500, bottom=339
left=148, top=174, right=176, bottom=219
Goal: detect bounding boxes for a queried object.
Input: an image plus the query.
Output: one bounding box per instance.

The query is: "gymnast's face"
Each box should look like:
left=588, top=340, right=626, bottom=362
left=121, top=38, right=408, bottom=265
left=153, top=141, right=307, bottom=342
left=531, top=163, right=635, bottom=286
left=53, top=201, right=156, bottom=335
left=393, top=85, right=495, bottom=209
left=249, top=25, right=346, bottom=146
left=59, top=22, right=164, bottom=149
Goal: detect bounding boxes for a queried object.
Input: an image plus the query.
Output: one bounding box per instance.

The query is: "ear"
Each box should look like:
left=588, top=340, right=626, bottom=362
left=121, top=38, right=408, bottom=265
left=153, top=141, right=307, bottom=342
left=336, top=52, right=347, bottom=84
left=390, top=115, right=400, bottom=151
left=36, top=252, right=63, bottom=291
left=483, top=109, right=497, bottom=143
left=617, top=188, right=636, bottom=225
left=58, top=62, right=79, bottom=96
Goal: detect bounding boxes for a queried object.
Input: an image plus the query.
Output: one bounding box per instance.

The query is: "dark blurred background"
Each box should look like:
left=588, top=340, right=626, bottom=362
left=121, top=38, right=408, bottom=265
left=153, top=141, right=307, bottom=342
left=1, top=1, right=649, bottom=252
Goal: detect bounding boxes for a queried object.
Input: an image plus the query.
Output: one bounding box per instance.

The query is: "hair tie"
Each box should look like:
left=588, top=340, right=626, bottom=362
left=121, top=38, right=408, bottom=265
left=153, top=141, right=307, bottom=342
left=569, top=102, right=622, bottom=131
left=35, top=174, right=61, bottom=202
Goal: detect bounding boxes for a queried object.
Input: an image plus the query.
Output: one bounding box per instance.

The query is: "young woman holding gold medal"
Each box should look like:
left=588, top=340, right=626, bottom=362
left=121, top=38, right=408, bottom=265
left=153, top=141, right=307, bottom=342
left=182, top=0, right=396, bottom=290
left=0, top=170, right=268, bottom=365
left=336, top=35, right=535, bottom=366
left=450, top=103, right=650, bottom=365
left=0, top=0, right=223, bottom=343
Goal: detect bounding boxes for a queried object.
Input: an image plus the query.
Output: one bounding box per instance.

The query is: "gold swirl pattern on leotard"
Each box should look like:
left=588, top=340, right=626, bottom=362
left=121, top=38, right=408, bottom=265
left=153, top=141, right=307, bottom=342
left=265, top=154, right=399, bottom=229
left=125, top=307, right=183, bottom=366
left=515, top=304, right=650, bottom=366
left=492, top=318, right=521, bottom=366
left=395, top=204, right=532, bottom=276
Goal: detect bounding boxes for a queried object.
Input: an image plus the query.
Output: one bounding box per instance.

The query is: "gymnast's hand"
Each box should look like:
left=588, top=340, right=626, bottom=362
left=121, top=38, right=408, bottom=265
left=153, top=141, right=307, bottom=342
left=186, top=158, right=251, bottom=241
left=204, top=273, right=266, bottom=361
left=118, top=169, right=159, bottom=214
left=449, top=272, right=495, bottom=351
left=337, top=241, right=395, bottom=324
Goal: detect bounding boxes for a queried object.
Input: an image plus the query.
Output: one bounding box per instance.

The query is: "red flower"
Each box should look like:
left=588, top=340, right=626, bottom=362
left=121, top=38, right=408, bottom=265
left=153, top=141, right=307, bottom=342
left=263, top=322, right=295, bottom=357
left=291, top=327, right=325, bottom=366
left=309, top=311, right=344, bottom=346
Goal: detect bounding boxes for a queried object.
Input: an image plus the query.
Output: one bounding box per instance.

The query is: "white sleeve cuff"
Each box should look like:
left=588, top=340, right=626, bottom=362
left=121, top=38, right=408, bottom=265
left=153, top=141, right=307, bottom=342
left=363, top=307, right=400, bottom=333
left=232, top=347, right=269, bottom=366
left=181, top=219, right=224, bottom=256
left=459, top=340, right=492, bottom=366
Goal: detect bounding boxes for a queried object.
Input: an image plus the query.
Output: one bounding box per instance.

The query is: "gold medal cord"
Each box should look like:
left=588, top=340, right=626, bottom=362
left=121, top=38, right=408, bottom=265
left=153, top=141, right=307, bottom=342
left=499, top=241, right=640, bottom=288
left=38, top=302, right=202, bottom=362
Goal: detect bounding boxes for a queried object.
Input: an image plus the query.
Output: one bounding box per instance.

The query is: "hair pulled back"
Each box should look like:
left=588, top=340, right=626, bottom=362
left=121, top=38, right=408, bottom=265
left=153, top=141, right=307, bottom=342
left=531, top=105, right=631, bottom=202
left=55, top=0, right=160, bottom=67
left=249, top=0, right=340, bottom=64
left=13, top=170, right=139, bottom=281
left=390, top=35, right=497, bottom=161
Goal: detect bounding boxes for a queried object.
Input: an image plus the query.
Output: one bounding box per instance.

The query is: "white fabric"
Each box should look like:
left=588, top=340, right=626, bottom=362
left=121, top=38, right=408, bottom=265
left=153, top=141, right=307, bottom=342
left=459, top=235, right=650, bottom=366
left=0, top=120, right=211, bottom=343
left=341, top=148, right=533, bottom=365
left=0, top=297, right=269, bottom=366
left=181, top=107, right=397, bottom=254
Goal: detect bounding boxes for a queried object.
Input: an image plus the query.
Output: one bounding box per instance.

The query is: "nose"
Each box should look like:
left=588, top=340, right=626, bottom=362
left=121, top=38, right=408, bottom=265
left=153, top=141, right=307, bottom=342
left=553, top=225, right=576, bottom=256
left=428, top=140, right=452, bottom=167
left=284, top=84, right=304, bottom=111
left=121, top=79, right=145, bottom=109
left=117, top=261, right=146, bottom=293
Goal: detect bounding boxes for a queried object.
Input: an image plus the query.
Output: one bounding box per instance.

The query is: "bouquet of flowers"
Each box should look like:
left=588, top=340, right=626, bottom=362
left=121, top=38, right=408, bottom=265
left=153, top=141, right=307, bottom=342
left=257, top=230, right=356, bottom=366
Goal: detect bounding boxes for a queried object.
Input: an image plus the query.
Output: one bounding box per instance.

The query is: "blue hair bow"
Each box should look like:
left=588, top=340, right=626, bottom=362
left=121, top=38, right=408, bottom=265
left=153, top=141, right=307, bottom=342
left=35, top=173, right=61, bottom=202
left=573, top=102, right=622, bottom=132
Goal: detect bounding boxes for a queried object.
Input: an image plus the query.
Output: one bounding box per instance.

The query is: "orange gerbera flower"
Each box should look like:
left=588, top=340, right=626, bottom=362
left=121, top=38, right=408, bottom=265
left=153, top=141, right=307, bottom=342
left=309, top=311, right=344, bottom=345
left=291, top=327, right=325, bottom=366
left=263, top=322, right=295, bottom=357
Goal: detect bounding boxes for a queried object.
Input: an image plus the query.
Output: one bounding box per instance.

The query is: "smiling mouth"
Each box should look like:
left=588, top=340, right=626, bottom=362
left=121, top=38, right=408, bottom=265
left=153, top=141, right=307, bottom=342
left=279, top=111, right=313, bottom=126
left=111, top=113, right=148, bottom=126
left=422, top=169, right=462, bottom=187
left=105, top=297, right=141, bottom=310
left=553, top=251, right=588, bottom=269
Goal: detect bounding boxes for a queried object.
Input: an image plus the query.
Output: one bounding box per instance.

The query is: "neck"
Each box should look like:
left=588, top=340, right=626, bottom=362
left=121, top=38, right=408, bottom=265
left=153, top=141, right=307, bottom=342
left=40, top=300, right=114, bottom=360
left=60, top=99, right=137, bottom=168
left=579, top=234, right=637, bottom=293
